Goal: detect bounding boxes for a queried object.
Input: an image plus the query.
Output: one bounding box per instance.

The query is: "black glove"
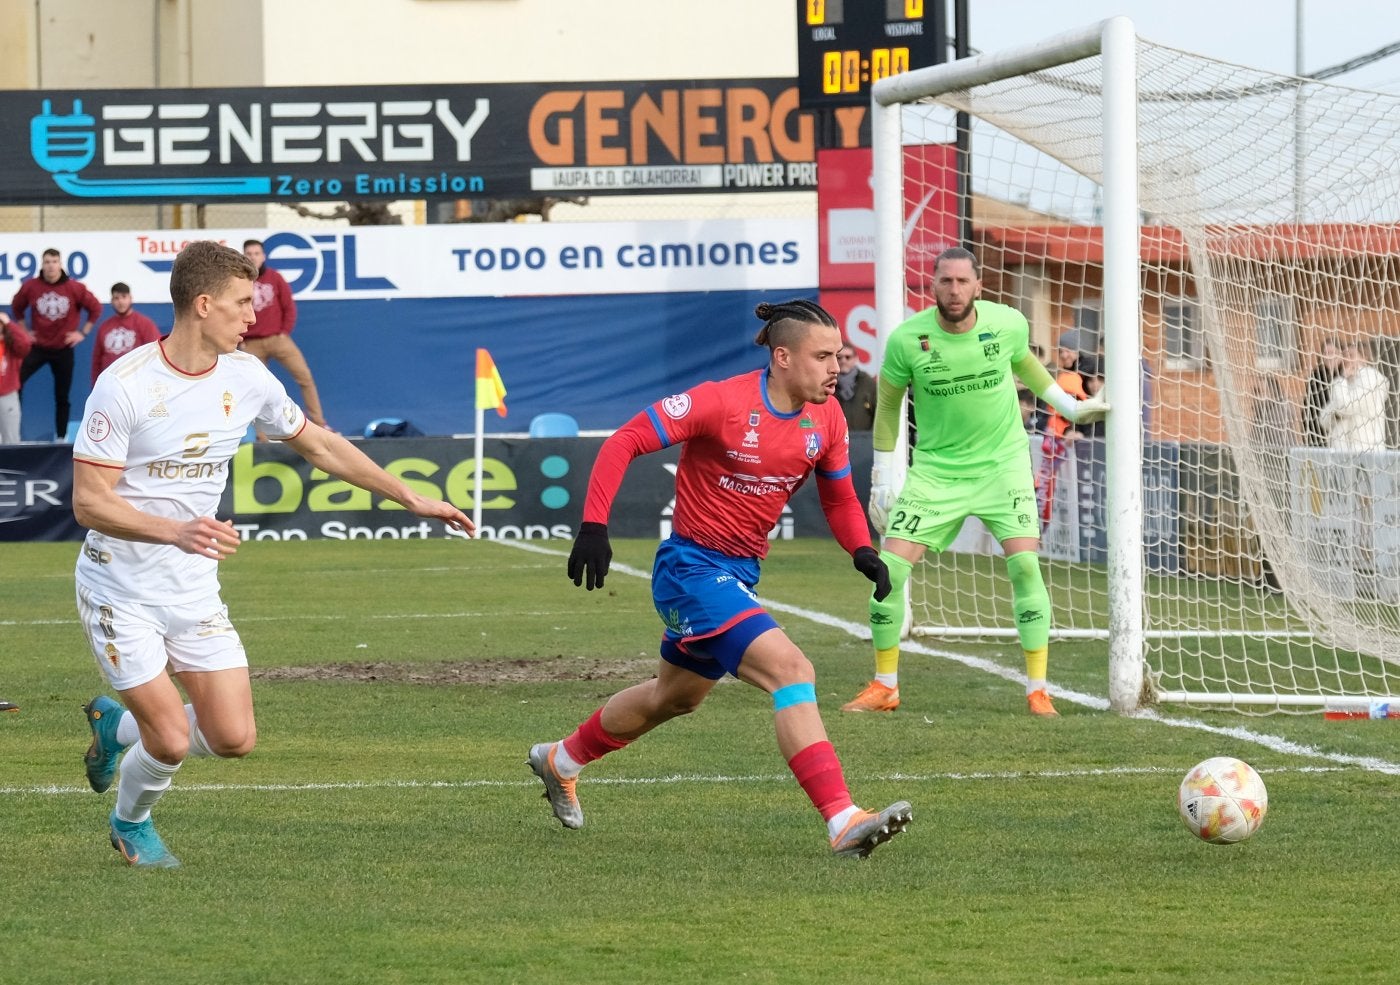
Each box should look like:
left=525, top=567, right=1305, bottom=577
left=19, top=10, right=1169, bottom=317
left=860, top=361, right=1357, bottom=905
left=852, top=546, right=891, bottom=602
left=568, top=521, right=612, bottom=591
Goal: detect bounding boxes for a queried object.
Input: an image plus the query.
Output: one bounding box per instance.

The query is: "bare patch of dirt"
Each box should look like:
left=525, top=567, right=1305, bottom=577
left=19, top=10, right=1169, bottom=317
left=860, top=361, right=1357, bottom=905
left=251, top=656, right=656, bottom=686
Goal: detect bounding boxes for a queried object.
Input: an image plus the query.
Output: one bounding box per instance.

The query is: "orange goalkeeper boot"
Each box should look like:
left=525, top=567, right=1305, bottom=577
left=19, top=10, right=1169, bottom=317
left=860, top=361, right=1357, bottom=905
left=841, top=681, right=900, bottom=712
left=1027, top=688, right=1060, bottom=717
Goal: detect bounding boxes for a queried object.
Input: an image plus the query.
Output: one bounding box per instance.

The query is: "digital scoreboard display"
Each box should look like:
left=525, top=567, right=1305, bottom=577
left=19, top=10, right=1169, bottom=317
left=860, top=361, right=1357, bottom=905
left=796, top=0, right=939, bottom=107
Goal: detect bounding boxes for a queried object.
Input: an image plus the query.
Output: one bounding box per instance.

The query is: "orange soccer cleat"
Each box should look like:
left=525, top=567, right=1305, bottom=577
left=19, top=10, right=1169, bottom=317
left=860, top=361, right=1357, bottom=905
left=840, top=680, right=900, bottom=713
left=1027, top=688, right=1060, bottom=717
left=830, top=801, right=913, bottom=859
left=527, top=742, right=584, bottom=829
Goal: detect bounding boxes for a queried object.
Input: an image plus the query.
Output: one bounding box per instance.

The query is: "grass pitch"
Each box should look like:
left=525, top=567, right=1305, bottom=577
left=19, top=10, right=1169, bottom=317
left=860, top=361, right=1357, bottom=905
left=2, top=537, right=1398, bottom=984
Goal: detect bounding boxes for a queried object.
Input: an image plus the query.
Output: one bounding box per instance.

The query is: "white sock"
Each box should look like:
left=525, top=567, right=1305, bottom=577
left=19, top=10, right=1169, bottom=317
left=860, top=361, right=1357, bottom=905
left=184, top=704, right=215, bottom=758
left=1027, top=678, right=1047, bottom=696
left=114, top=741, right=181, bottom=824
left=551, top=740, right=583, bottom=779
left=826, top=804, right=861, bottom=840
left=115, top=711, right=140, bottom=747
left=874, top=672, right=898, bottom=689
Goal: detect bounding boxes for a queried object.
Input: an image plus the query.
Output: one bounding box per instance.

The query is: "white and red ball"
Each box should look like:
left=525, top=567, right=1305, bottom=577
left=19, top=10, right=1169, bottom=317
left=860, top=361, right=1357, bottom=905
left=1177, top=756, right=1268, bottom=844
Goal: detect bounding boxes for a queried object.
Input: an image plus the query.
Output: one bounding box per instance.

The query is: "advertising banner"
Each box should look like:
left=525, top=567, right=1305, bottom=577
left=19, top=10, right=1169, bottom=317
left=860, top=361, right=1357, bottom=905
left=2, top=221, right=818, bottom=440
left=0, top=434, right=877, bottom=544
left=0, top=80, right=829, bottom=206
left=1291, top=447, right=1400, bottom=603
left=815, top=144, right=958, bottom=290
left=0, top=220, right=816, bottom=302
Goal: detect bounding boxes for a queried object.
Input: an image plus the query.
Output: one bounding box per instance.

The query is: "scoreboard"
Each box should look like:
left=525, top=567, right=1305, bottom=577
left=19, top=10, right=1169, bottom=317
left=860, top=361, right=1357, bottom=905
left=796, top=0, right=940, bottom=107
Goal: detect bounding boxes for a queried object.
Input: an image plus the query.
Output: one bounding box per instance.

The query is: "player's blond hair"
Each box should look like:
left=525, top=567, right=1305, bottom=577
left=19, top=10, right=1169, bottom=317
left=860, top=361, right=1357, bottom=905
left=170, top=240, right=258, bottom=316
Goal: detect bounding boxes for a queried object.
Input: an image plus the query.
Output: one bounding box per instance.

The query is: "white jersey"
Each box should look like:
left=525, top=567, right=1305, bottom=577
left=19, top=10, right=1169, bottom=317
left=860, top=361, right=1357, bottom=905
left=73, top=341, right=306, bottom=603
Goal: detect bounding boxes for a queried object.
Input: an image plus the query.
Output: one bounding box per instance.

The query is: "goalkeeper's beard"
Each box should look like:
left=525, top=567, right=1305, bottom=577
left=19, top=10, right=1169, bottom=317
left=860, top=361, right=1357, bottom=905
left=935, top=298, right=974, bottom=327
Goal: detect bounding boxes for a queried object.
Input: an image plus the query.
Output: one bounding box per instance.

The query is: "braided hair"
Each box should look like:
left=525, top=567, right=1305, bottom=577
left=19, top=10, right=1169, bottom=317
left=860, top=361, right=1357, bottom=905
left=753, top=298, right=838, bottom=350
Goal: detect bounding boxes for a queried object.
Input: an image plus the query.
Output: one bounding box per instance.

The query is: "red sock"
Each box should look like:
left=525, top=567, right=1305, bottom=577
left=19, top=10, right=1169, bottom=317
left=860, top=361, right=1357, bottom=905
left=787, top=741, right=854, bottom=821
left=561, top=707, right=631, bottom=765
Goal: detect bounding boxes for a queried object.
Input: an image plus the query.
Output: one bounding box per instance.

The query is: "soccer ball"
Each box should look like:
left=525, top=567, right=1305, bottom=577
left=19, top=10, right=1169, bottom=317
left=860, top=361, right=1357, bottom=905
left=1177, top=756, right=1268, bottom=844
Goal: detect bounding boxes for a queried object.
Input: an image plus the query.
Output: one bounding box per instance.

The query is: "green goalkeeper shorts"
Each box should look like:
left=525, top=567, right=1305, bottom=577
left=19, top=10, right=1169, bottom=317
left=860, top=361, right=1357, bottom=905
left=886, top=464, right=1039, bottom=551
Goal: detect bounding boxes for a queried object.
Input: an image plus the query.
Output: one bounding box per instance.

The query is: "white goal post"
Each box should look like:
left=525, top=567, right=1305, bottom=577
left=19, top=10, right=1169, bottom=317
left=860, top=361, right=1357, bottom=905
left=870, top=17, right=1400, bottom=716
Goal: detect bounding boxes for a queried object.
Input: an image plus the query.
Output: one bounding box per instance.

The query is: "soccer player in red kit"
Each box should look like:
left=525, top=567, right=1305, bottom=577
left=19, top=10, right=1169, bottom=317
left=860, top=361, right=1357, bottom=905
left=528, top=299, right=912, bottom=859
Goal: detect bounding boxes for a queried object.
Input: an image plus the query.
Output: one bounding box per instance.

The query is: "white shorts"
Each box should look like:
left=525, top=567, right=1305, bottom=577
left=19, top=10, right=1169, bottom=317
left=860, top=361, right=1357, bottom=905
left=75, top=585, right=248, bottom=691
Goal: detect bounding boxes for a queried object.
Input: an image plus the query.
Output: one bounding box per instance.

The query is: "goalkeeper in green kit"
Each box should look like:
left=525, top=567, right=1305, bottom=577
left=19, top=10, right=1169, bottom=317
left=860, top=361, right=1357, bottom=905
left=842, top=247, right=1108, bottom=716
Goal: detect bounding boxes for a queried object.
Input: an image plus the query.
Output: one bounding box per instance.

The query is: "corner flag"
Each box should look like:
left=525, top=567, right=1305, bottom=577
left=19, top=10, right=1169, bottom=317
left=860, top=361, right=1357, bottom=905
left=475, top=348, right=507, bottom=417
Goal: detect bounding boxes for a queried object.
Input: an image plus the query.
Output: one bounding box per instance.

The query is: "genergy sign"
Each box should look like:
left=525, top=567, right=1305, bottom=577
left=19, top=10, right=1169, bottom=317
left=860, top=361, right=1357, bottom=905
left=526, top=83, right=825, bottom=192
left=0, top=79, right=848, bottom=205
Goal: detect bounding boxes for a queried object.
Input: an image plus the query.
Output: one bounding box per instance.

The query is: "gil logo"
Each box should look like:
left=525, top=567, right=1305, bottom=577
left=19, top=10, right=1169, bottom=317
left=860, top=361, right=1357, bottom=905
left=138, top=231, right=396, bottom=295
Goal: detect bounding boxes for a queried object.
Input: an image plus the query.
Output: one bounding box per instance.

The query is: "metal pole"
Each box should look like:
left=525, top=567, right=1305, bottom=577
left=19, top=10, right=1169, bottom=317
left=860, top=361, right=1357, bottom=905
left=954, top=0, right=973, bottom=249
left=1102, top=16, right=1145, bottom=713
left=1294, top=0, right=1305, bottom=221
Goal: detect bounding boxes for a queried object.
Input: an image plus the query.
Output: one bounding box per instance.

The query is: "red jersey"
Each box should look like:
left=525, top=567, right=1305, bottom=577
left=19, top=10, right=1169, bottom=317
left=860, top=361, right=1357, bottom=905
left=10, top=273, right=103, bottom=348
left=91, top=309, right=162, bottom=383
left=583, top=369, right=871, bottom=560
left=1, top=320, right=34, bottom=397
left=244, top=266, right=297, bottom=339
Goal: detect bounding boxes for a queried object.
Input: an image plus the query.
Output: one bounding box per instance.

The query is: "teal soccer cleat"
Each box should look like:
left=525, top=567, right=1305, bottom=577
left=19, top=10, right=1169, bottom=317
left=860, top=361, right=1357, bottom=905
left=109, top=810, right=181, bottom=868
left=83, top=695, right=126, bottom=793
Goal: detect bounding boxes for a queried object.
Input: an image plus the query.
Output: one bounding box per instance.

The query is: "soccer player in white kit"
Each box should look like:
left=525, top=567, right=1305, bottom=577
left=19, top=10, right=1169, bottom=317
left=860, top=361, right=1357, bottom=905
left=72, top=241, right=474, bottom=868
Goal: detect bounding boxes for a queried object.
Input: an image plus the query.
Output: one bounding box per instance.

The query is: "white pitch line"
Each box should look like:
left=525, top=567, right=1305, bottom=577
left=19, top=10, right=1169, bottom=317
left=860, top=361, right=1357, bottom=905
left=502, top=540, right=1400, bottom=776
left=0, top=763, right=1355, bottom=798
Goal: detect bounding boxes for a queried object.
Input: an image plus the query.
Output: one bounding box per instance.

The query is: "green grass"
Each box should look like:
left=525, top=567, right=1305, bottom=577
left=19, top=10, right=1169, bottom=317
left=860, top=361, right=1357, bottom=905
left=3, top=538, right=1399, bottom=984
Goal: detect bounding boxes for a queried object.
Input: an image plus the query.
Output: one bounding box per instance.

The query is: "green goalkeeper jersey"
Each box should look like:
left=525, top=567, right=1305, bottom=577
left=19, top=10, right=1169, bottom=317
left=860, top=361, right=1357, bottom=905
left=880, top=299, right=1032, bottom=479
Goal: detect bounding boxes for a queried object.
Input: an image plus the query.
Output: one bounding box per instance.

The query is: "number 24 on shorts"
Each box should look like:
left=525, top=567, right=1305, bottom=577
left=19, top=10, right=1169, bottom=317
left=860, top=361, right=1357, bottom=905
left=888, top=510, right=922, bottom=535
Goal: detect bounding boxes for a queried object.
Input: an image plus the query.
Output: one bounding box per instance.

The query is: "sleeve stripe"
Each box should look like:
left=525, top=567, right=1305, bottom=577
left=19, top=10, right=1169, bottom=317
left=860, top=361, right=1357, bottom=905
left=816, top=463, right=851, bottom=480
left=643, top=406, right=672, bottom=448
left=73, top=457, right=124, bottom=470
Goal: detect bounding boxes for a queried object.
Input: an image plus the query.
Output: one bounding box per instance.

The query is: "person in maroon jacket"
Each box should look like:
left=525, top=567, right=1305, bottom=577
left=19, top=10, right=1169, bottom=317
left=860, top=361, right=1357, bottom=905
left=241, top=239, right=329, bottom=429
left=11, top=248, right=102, bottom=440
left=91, top=282, right=162, bottom=384
left=1, top=309, right=34, bottom=444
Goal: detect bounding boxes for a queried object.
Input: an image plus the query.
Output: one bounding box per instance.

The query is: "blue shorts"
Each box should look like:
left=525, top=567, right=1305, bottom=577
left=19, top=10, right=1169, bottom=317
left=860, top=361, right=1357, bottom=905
left=652, top=535, right=780, bottom=680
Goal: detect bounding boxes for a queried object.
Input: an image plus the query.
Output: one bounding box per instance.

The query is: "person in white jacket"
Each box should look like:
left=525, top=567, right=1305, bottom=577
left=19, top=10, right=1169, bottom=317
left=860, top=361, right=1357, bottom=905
left=1320, top=339, right=1390, bottom=452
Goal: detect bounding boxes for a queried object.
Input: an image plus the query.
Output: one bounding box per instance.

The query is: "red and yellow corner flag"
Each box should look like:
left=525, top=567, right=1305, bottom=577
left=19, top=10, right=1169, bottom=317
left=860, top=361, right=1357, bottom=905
left=475, top=348, right=507, bottom=417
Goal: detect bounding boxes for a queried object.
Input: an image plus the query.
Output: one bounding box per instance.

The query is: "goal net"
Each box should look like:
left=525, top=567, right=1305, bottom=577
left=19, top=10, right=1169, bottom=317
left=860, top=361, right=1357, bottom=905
left=872, top=18, right=1400, bottom=714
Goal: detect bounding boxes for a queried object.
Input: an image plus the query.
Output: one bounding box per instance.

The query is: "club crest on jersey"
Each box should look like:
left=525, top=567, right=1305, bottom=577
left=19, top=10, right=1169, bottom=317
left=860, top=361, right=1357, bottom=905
left=661, top=393, right=692, bottom=419
left=222, top=390, right=235, bottom=418
left=983, top=341, right=1000, bottom=360
left=805, top=432, right=821, bottom=459
left=918, top=334, right=930, bottom=352
left=748, top=410, right=760, bottom=427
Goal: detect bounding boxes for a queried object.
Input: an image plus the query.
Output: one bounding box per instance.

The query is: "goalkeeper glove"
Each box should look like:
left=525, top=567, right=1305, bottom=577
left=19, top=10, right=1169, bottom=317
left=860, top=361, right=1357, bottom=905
left=1073, top=394, right=1110, bottom=424
left=567, top=521, right=612, bottom=591
left=868, top=449, right=897, bottom=535
left=1042, top=383, right=1111, bottom=424
left=852, top=546, right=891, bottom=602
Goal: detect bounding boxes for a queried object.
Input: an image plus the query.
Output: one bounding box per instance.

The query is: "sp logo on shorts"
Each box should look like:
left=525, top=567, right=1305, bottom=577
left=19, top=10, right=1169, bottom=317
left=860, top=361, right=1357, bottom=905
left=661, top=393, right=691, bottom=419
